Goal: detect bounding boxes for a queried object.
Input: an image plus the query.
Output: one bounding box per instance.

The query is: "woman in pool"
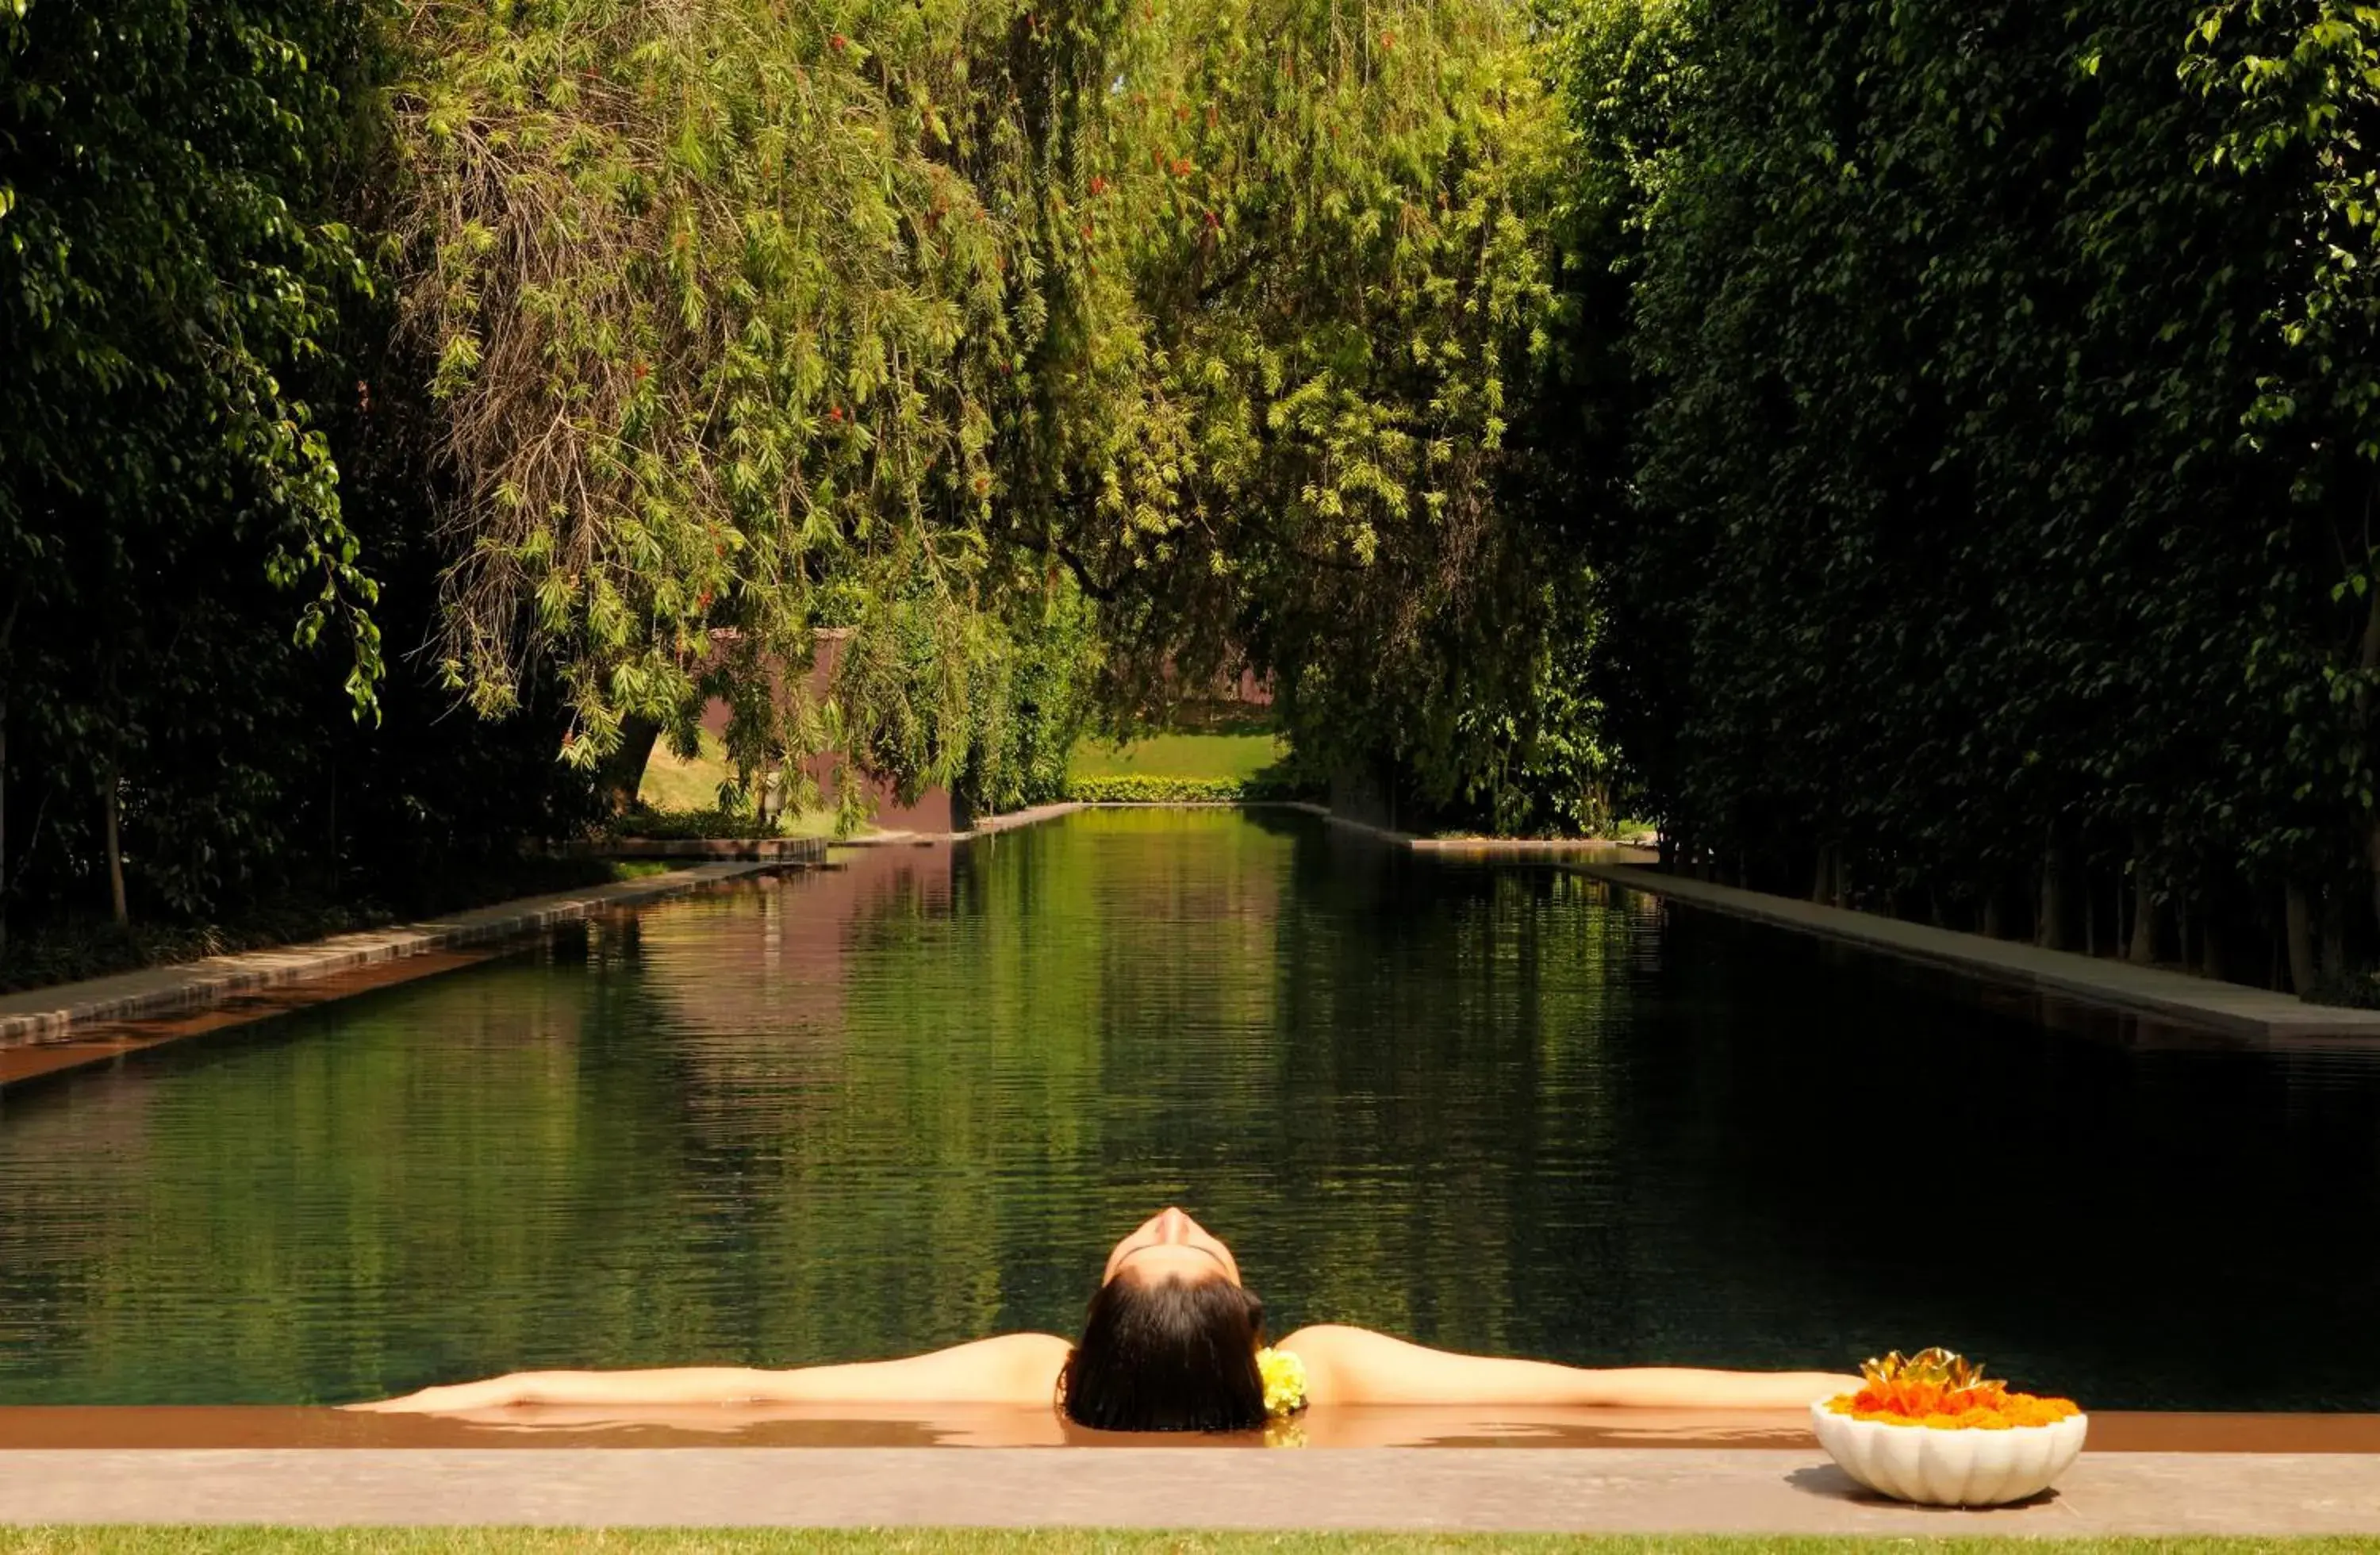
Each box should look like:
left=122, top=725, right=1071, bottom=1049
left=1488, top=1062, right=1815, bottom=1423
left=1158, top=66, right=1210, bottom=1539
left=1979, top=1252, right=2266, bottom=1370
left=356, top=1207, right=1856, bottom=1430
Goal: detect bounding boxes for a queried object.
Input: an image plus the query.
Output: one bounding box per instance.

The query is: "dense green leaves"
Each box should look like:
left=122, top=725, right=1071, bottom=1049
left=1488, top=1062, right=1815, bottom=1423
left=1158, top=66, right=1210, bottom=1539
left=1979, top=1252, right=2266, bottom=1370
left=0, top=0, right=386, bottom=929
left=393, top=0, right=1615, bottom=835
left=1054, top=0, right=1609, bottom=833
left=26, top=0, right=2380, bottom=973
left=391, top=0, right=1045, bottom=775
left=1588, top=0, right=2380, bottom=985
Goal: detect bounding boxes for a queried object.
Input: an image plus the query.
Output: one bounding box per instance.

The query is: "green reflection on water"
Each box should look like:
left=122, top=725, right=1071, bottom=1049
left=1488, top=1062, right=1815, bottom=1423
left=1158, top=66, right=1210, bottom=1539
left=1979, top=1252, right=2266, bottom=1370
left=0, top=811, right=1637, bottom=1404
left=13, top=807, right=2380, bottom=1410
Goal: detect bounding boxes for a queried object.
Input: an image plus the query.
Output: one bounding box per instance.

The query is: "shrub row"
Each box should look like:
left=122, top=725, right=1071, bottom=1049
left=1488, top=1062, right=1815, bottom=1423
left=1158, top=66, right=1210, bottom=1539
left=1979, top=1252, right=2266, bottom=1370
left=1062, top=775, right=1318, bottom=804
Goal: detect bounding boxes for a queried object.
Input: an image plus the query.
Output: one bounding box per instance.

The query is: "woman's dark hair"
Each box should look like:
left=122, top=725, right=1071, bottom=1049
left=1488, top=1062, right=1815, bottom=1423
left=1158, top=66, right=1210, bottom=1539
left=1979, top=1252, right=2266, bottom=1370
left=1058, top=1272, right=1268, bottom=1432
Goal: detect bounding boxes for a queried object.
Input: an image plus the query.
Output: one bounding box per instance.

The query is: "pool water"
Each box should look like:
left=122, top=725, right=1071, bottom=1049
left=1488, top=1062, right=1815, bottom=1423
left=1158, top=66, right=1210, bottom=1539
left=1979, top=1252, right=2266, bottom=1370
left=2, top=809, right=2376, bottom=1408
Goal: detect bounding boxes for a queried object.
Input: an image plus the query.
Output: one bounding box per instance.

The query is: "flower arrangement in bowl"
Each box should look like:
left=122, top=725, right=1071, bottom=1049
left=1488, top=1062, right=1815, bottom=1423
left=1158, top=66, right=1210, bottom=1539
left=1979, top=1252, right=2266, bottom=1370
left=1810, top=1347, right=2086, bottom=1507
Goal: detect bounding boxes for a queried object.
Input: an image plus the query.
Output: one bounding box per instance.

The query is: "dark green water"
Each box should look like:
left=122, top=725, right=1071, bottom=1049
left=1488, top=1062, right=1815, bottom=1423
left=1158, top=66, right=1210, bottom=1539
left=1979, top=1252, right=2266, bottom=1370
left=3, top=808, right=2378, bottom=1409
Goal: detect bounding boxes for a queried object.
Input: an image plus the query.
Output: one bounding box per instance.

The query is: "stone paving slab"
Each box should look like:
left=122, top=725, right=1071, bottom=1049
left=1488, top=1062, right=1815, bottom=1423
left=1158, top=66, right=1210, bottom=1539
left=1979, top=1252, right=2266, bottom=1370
left=0, top=1448, right=2374, bottom=1533
left=1573, top=863, right=2380, bottom=1040
left=842, top=802, right=1090, bottom=846
left=1309, top=810, right=1654, bottom=859
left=0, top=861, right=778, bottom=1047
left=8, top=1406, right=2369, bottom=1455
left=556, top=838, right=831, bottom=862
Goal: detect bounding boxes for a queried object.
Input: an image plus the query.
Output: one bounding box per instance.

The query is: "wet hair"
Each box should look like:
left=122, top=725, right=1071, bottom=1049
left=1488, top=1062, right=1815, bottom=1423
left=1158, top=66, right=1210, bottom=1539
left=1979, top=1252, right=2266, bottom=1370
left=1058, top=1270, right=1269, bottom=1432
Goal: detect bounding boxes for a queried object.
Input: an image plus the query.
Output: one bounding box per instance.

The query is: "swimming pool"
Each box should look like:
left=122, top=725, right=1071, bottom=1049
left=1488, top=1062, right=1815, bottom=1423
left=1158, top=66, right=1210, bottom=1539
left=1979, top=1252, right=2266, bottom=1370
left=2, top=808, right=2374, bottom=1408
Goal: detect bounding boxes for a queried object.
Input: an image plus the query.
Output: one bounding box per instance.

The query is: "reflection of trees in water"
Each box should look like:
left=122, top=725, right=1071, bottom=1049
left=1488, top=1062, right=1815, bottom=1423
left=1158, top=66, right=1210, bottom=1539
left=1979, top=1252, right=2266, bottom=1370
left=1592, top=911, right=2380, bottom=1407
left=0, top=814, right=1660, bottom=1402
left=1255, top=850, right=1630, bottom=1361
left=0, top=964, right=606, bottom=1402
left=11, top=816, right=2380, bottom=1406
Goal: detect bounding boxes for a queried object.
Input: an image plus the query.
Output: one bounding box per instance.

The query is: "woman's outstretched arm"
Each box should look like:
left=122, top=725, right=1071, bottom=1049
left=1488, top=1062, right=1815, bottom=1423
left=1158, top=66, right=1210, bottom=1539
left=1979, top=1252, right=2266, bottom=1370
left=345, top=1334, right=1073, bottom=1413
left=1275, top=1325, right=1857, bottom=1409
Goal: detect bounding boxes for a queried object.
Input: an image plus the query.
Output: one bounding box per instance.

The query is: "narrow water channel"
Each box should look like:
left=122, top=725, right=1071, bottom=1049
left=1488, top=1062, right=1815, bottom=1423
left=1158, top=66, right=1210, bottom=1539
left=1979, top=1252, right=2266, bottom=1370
left=1, top=809, right=2374, bottom=1408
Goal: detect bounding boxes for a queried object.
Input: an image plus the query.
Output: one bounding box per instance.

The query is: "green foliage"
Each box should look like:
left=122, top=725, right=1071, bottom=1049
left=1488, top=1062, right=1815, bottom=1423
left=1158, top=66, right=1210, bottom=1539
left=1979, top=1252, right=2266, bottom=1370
left=0, top=0, right=389, bottom=927
left=389, top=0, right=1087, bottom=778
left=1063, top=773, right=1313, bottom=802
left=608, top=804, right=789, bottom=841
left=1578, top=0, right=2380, bottom=978
left=1016, top=0, right=1612, bottom=834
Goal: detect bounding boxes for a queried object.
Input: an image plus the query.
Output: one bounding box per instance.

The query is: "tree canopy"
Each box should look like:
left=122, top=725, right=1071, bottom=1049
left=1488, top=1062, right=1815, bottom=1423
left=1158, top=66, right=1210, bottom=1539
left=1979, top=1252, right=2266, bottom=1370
left=13, top=0, right=2380, bottom=1003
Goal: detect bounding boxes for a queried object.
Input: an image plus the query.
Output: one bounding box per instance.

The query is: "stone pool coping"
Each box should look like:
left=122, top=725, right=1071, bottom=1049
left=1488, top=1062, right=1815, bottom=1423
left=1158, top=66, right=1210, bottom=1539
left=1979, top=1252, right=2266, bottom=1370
left=4, top=1406, right=2374, bottom=1454
left=0, top=1446, right=2374, bottom=1532
left=1573, top=862, right=2380, bottom=1040
left=0, top=857, right=801, bottom=1051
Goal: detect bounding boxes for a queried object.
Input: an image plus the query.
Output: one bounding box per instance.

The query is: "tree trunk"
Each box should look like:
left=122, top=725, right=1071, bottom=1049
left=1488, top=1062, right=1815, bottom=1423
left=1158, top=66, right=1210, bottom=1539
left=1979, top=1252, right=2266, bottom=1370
left=0, top=689, right=9, bottom=957
left=2368, top=821, right=2380, bottom=969
left=599, top=716, right=664, bottom=816
left=2036, top=843, right=2069, bottom=951
left=2357, top=559, right=2380, bottom=962
left=2320, top=885, right=2346, bottom=984
left=104, top=771, right=128, bottom=928
left=2285, top=881, right=2317, bottom=996
left=326, top=758, right=339, bottom=900
left=0, top=596, right=15, bottom=957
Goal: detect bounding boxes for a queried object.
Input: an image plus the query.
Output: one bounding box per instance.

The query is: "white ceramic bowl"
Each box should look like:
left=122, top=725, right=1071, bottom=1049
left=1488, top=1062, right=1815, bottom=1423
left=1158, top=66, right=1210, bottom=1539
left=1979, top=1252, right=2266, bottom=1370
left=1810, top=1400, right=2088, bottom=1506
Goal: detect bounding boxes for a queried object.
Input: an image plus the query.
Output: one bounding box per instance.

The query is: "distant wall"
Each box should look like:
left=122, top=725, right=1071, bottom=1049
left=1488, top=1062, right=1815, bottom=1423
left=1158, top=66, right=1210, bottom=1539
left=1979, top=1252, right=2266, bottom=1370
left=695, top=629, right=971, bottom=835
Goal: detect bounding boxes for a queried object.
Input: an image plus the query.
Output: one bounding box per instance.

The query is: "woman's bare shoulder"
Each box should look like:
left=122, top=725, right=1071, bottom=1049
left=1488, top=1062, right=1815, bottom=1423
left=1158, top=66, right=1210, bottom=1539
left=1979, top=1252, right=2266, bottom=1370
left=982, top=1334, right=1074, bottom=1367
left=1271, top=1325, right=1413, bottom=1404
left=925, top=1333, right=1072, bottom=1392
left=1276, top=1323, right=1413, bottom=1356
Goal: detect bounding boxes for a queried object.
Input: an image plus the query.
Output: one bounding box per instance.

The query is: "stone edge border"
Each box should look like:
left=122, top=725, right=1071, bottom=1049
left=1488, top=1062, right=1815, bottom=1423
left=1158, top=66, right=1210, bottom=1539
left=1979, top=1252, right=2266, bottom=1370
left=0, top=1446, right=2373, bottom=1534
left=707, top=797, right=1648, bottom=855
left=1574, top=862, right=2380, bottom=1040
left=0, top=857, right=802, bottom=1048
left=844, top=798, right=1321, bottom=846
left=1315, top=808, right=1656, bottom=858
left=555, top=837, right=831, bottom=861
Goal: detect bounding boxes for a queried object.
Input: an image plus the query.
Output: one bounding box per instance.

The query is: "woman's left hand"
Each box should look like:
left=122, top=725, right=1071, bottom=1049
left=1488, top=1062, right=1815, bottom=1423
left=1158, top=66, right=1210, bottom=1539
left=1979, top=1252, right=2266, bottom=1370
left=343, top=1376, right=528, bottom=1414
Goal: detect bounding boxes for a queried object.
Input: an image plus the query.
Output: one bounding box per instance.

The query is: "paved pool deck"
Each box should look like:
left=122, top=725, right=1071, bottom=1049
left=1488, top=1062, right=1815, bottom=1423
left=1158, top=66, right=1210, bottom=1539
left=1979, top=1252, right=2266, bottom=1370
left=0, top=856, right=805, bottom=1052
left=1572, top=862, right=2380, bottom=1040
left=0, top=1446, right=2374, bottom=1533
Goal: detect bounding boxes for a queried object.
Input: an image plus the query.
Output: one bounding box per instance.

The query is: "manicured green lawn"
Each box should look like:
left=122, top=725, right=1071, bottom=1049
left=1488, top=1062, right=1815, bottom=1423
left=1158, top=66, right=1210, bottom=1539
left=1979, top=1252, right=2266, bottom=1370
left=0, top=1534, right=2361, bottom=1554
left=639, top=731, right=812, bottom=819
left=636, top=733, right=860, bottom=839
left=1067, top=732, right=1288, bottom=782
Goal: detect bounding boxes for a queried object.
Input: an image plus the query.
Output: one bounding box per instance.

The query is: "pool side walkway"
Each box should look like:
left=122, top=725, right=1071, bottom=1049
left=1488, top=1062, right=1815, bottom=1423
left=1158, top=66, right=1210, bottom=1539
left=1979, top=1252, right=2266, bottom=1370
left=0, top=855, right=805, bottom=1047
left=0, top=1447, right=2374, bottom=1533
left=1573, top=862, right=2380, bottom=1040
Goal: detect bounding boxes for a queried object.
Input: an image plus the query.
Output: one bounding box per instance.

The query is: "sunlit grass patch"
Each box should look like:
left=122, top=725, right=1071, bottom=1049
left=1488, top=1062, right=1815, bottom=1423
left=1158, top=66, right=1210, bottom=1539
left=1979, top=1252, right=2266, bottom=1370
left=1066, top=733, right=1289, bottom=782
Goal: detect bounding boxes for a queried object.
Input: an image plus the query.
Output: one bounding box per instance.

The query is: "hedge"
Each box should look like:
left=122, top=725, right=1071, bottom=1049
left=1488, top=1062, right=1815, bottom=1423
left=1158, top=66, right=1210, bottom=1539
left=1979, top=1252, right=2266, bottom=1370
left=1062, top=775, right=1317, bottom=804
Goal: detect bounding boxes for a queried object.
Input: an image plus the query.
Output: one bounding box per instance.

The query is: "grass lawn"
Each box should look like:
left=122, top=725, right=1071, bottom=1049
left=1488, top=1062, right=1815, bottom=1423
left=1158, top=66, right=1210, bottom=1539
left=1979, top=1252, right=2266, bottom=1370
left=640, top=732, right=773, bottom=816
left=643, top=729, right=1291, bottom=825
left=0, top=1534, right=2359, bottom=1554
left=1067, top=732, right=1288, bottom=782
left=637, top=734, right=858, bottom=839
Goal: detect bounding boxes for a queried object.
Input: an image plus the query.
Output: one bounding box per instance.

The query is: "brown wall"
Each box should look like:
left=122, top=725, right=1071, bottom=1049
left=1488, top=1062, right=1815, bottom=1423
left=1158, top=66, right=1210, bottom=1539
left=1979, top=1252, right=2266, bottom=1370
left=695, top=631, right=970, bottom=835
